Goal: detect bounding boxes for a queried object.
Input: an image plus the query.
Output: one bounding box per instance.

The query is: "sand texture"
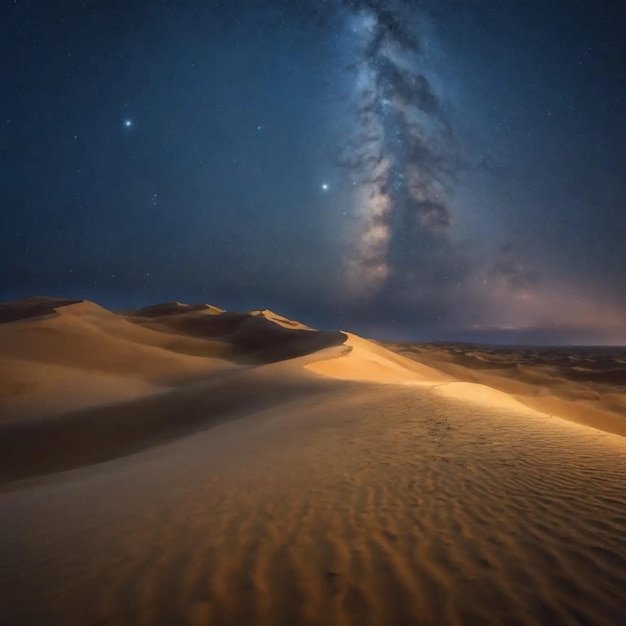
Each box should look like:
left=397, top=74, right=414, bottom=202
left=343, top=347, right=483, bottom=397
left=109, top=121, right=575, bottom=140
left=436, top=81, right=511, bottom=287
left=0, top=298, right=625, bottom=626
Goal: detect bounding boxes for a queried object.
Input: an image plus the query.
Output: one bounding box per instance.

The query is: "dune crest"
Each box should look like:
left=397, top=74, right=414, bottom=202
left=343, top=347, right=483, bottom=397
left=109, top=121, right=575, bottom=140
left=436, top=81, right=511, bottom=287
left=128, top=302, right=224, bottom=317
left=305, top=333, right=451, bottom=384
left=304, top=334, right=550, bottom=417
left=248, top=308, right=314, bottom=331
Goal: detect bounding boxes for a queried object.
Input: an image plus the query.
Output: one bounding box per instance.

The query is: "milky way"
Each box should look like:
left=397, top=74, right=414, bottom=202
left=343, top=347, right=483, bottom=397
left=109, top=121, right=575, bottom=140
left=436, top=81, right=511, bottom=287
left=332, top=2, right=452, bottom=293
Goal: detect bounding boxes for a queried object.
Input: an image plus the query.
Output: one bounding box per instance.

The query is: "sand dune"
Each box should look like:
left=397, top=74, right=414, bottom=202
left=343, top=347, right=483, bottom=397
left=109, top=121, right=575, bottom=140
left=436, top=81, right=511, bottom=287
left=385, top=342, right=626, bottom=437
left=0, top=297, right=625, bottom=626
left=0, top=297, right=344, bottom=420
left=0, top=298, right=234, bottom=419
left=305, top=335, right=545, bottom=417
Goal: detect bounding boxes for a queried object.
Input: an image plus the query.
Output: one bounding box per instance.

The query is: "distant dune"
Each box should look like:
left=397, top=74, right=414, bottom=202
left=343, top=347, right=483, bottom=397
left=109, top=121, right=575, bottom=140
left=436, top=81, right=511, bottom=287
left=0, top=297, right=625, bottom=626
left=0, top=296, right=344, bottom=422
left=384, top=341, right=626, bottom=437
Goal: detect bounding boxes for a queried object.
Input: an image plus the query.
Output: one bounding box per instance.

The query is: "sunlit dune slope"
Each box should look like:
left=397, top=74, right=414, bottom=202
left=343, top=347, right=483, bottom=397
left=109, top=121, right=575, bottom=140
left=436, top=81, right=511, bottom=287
left=305, top=333, right=543, bottom=417
left=306, top=332, right=451, bottom=383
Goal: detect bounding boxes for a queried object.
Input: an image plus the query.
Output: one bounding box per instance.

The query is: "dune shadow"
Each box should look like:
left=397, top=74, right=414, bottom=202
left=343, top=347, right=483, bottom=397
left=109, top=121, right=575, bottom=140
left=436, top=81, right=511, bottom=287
left=129, top=310, right=347, bottom=364
left=0, top=369, right=349, bottom=484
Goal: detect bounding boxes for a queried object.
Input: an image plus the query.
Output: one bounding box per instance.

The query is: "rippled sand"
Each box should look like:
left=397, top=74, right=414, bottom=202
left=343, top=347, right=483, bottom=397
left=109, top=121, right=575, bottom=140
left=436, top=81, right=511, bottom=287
left=1, top=381, right=625, bottom=626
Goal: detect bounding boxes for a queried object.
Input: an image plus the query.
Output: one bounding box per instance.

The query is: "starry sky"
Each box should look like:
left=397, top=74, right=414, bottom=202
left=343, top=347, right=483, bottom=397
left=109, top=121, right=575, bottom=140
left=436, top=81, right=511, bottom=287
left=2, top=0, right=625, bottom=344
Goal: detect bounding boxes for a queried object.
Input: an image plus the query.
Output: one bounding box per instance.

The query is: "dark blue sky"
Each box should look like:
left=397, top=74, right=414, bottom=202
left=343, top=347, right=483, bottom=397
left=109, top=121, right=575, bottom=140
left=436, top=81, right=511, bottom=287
left=2, top=0, right=625, bottom=343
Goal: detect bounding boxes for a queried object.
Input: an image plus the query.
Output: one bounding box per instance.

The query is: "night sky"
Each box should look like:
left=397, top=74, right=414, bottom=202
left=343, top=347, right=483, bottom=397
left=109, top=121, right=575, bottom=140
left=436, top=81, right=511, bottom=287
left=2, top=0, right=625, bottom=344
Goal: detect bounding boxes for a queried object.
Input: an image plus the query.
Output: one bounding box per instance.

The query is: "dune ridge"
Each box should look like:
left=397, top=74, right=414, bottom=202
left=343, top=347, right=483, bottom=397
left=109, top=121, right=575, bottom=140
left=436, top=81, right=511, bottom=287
left=3, top=297, right=622, bottom=436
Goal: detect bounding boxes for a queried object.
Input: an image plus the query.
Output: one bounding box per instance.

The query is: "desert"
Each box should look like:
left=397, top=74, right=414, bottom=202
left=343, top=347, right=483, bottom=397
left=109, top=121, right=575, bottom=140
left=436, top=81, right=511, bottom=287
left=1, top=297, right=624, bottom=626
left=5, top=2, right=626, bottom=624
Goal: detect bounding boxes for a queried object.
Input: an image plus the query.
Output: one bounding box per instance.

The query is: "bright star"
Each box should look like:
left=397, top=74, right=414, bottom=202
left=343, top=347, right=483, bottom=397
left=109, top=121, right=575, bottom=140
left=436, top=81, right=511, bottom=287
left=124, top=119, right=133, bottom=128
left=322, top=183, right=329, bottom=191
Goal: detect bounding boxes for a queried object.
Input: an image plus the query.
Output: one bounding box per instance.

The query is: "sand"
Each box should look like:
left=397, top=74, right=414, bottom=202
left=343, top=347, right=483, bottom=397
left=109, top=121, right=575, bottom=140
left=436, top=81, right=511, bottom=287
left=0, top=297, right=343, bottom=421
left=0, top=297, right=625, bottom=626
left=305, top=333, right=452, bottom=384
left=385, top=342, right=626, bottom=437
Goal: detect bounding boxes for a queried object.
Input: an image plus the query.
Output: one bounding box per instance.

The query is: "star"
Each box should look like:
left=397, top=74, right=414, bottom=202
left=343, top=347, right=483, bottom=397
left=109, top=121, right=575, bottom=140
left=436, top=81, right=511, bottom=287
left=124, top=119, right=133, bottom=128
left=322, top=183, right=329, bottom=191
